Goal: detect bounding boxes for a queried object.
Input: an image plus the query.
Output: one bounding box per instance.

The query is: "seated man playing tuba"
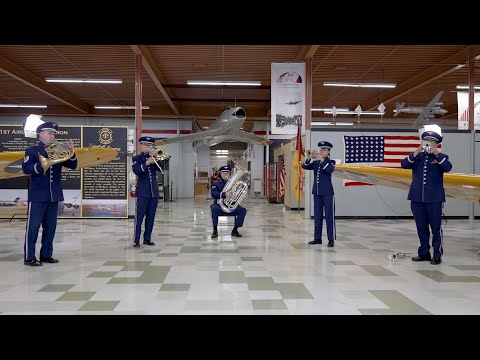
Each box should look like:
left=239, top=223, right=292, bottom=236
left=210, top=165, right=248, bottom=239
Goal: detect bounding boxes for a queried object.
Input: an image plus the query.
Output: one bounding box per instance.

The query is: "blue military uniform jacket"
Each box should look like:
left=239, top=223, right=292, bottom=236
left=401, top=152, right=452, bottom=202
left=211, top=178, right=228, bottom=204
left=302, top=157, right=336, bottom=196
left=22, top=141, right=78, bottom=202
left=132, top=152, right=162, bottom=198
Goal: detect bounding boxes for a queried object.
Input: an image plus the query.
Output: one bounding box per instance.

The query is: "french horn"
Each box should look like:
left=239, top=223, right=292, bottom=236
left=39, top=141, right=75, bottom=172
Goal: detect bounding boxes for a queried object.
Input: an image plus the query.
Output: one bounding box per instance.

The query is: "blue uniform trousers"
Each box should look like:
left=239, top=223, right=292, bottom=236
left=134, top=197, right=159, bottom=242
left=410, top=201, right=443, bottom=258
left=24, top=202, right=58, bottom=261
left=313, top=194, right=336, bottom=241
left=211, top=204, right=247, bottom=227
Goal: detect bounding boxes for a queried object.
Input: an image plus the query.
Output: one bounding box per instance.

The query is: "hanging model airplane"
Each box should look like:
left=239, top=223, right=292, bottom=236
left=155, top=107, right=273, bottom=147
left=333, top=164, right=480, bottom=202
left=0, top=147, right=118, bottom=180
left=393, top=91, right=448, bottom=126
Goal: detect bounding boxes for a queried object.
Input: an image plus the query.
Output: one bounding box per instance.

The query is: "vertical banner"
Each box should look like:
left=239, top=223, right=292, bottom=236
left=271, top=62, right=306, bottom=135
left=457, top=91, right=480, bottom=130
left=81, top=126, right=128, bottom=218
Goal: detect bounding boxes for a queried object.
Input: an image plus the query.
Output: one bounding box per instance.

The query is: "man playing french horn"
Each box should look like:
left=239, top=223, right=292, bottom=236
left=22, top=121, right=77, bottom=266
left=210, top=165, right=248, bottom=239
left=131, top=136, right=164, bottom=247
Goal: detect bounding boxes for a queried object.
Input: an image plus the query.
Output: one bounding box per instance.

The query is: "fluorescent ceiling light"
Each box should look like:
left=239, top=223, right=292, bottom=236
left=311, top=108, right=349, bottom=112
left=94, top=105, right=149, bottom=110
left=312, top=122, right=354, bottom=126
left=216, top=155, right=228, bottom=158
left=187, top=80, right=261, bottom=86
left=323, top=110, right=385, bottom=115
left=323, top=82, right=396, bottom=88
left=456, top=84, right=480, bottom=90
left=45, top=78, right=122, bottom=84
left=0, top=104, right=47, bottom=108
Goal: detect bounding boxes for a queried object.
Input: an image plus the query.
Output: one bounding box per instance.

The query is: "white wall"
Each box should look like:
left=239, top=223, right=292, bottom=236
left=307, top=128, right=475, bottom=217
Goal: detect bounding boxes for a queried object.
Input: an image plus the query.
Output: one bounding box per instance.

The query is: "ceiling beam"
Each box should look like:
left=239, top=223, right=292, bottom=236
left=130, top=45, right=180, bottom=116
left=364, top=45, right=480, bottom=111
left=0, top=54, right=91, bottom=114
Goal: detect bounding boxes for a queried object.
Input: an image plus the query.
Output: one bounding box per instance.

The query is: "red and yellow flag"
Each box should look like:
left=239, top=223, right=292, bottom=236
left=292, top=119, right=304, bottom=204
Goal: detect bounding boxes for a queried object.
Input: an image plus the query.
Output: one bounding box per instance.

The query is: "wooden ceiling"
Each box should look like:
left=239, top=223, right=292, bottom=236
left=0, top=45, right=479, bottom=131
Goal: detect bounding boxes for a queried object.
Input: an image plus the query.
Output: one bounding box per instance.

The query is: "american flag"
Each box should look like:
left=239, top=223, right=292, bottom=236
left=343, top=135, right=430, bottom=186
left=278, top=155, right=286, bottom=197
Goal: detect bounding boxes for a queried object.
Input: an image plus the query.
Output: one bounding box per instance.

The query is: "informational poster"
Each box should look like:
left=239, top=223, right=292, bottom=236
left=0, top=125, right=128, bottom=219
left=81, top=126, right=128, bottom=218
left=271, top=62, right=306, bottom=135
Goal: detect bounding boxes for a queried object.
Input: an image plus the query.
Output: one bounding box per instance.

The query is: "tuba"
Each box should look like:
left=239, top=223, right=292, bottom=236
left=219, top=161, right=250, bottom=213
left=38, top=141, right=75, bottom=172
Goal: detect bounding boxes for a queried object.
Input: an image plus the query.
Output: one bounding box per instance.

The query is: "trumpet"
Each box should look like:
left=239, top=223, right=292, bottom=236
left=305, top=149, right=318, bottom=160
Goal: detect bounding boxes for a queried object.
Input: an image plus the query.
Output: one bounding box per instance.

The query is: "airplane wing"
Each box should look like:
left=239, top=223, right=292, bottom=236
left=225, top=130, right=273, bottom=145
left=154, top=129, right=220, bottom=145
left=334, top=164, right=480, bottom=202
left=412, top=91, right=444, bottom=127
left=0, top=147, right=118, bottom=180
left=154, top=129, right=272, bottom=146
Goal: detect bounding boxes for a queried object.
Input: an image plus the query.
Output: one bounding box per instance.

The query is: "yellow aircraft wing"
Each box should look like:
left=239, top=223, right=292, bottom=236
left=334, top=164, right=480, bottom=202
left=0, top=147, right=118, bottom=180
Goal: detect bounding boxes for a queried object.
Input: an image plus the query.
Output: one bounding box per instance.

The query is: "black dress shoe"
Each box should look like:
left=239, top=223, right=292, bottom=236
left=24, top=258, right=42, bottom=266
left=327, top=241, right=334, bottom=248
left=143, top=240, right=155, bottom=246
left=430, top=257, right=442, bottom=265
left=231, top=229, right=242, bottom=237
left=211, top=231, right=218, bottom=239
left=308, top=239, right=322, bottom=245
left=133, top=242, right=140, bottom=247
left=40, top=257, right=59, bottom=264
left=412, top=255, right=432, bottom=262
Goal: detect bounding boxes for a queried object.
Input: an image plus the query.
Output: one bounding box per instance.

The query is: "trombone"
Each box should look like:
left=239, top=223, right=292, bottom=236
left=148, top=145, right=169, bottom=174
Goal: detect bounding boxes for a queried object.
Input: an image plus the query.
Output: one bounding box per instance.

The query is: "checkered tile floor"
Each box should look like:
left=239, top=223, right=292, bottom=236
left=0, top=197, right=480, bottom=314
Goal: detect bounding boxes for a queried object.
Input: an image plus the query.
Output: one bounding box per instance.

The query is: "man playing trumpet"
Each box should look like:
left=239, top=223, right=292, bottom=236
left=22, top=122, right=77, bottom=266
left=302, top=141, right=336, bottom=247
left=131, top=136, right=163, bottom=247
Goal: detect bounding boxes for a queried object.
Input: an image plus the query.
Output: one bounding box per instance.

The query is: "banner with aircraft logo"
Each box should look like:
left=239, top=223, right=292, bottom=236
left=457, top=92, right=480, bottom=130
left=271, top=62, right=306, bottom=135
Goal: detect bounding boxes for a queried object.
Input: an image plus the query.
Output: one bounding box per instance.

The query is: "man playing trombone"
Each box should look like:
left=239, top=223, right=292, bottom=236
left=132, top=136, right=163, bottom=247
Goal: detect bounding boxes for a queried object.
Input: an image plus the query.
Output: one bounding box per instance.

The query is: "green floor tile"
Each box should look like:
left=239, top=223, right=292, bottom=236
left=220, top=271, right=246, bottom=283
left=331, top=261, right=356, bottom=265
left=246, top=277, right=277, bottom=290
left=252, top=299, right=287, bottom=310
left=159, top=283, right=190, bottom=291
left=57, top=291, right=95, bottom=301
left=360, top=265, right=398, bottom=276
left=88, top=271, right=118, bottom=278
left=359, top=290, right=431, bottom=315
left=78, top=301, right=119, bottom=311
left=0, top=254, right=23, bottom=261
left=450, top=265, right=480, bottom=270
left=38, top=284, right=76, bottom=292
left=416, top=270, right=480, bottom=282
left=241, top=257, right=263, bottom=261
left=276, top=283, right=314, bottom=299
